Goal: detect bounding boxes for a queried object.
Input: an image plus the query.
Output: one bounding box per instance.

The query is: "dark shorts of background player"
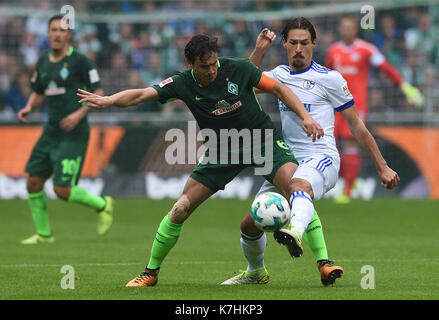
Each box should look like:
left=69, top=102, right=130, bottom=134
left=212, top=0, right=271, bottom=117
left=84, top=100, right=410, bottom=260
left=190, top=140, right=298, bottom=193
left=25, top=131, right=89, bottom=187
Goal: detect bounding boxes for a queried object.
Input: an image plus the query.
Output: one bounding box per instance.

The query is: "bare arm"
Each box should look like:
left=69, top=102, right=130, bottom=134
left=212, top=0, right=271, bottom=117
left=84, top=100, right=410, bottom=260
left=249, top=28, right=276, bottom=69
left=341, top=106, right=400, bottom=189
left=77, top=87, right=160, bottom=110
left=17, top=92, right=45, bottom=122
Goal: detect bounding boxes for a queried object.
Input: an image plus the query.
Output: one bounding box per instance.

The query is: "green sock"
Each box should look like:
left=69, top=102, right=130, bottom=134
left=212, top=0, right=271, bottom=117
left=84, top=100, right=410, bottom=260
left=68, top=185, right=106, bottom=211
left=147, top=215, right=184, bottom=270
left=28, top=190, right=51, bottom=237
left=303, top=210, right=328, bottom=261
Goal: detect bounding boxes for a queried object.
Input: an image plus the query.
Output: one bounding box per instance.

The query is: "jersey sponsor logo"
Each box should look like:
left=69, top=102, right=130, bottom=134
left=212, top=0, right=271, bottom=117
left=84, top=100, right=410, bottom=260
left=303, top=80, right=315, bottom=89
left=45, top=81, right=66, bottom=96
left=279, top=101, right=290, bottom=112
left=335, top=64, right=358, bottom=75
left=89, top=69, right=100, bottom=83
left=159, top=77, right=173, bottom=88
left=227, top=81, right=239, bottom=95
left=279, top=101, right=311, bottom=112
left=211, top=100, right=242, bottom=115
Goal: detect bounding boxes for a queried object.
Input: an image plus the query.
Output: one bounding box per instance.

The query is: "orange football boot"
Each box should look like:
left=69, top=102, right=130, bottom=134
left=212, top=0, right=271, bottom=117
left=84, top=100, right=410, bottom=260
left=317, top=259, right=344, bottom=286
left=126, top=268, right=159, bottom=287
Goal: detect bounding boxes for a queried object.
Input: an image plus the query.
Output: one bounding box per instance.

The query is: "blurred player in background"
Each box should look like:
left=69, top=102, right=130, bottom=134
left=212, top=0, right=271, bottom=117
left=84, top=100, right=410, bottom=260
left=325, top=15, right=423, bottom=203
left=221, top=18, right=400, bottom=286
left=17, top=14, right=114, bottom=244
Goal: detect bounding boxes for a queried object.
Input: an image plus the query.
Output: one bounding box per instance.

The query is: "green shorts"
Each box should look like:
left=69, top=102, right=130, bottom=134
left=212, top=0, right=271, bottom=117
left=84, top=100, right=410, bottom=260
left=190, top=139, right=297, bottom=192
left=25, top=131, right=89, bottom=186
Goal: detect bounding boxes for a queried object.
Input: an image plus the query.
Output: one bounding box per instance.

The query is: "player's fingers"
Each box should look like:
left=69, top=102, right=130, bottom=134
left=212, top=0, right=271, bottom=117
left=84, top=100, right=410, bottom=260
left=267, top=31, right=276, bottom=41
left=317, top=126, right=324, bottom=139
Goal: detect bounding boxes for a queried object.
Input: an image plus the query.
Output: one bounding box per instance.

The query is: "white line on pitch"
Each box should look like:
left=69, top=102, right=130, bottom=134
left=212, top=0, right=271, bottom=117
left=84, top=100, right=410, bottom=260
left=0, top=261, right=235, bottom=268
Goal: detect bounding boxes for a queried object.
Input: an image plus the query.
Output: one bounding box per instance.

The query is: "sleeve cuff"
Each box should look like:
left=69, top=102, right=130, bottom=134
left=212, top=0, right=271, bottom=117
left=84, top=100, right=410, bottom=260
left=335, top=99, right=355, bottom=112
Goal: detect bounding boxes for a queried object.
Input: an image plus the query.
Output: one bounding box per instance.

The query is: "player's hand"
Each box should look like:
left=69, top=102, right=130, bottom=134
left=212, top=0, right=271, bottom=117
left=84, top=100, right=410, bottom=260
left=255, top=28, right=276, bottom=52
left=60, top=113, right=81, bottom=132
left=400, top=82, right=424, bottom=108
left=302, top=116, right=324, bottom=142
left=17, top=105, right=33, bottom=123
left=378, top=165, right=400, bottom=189
left=77, top=89, right=113, bottom=110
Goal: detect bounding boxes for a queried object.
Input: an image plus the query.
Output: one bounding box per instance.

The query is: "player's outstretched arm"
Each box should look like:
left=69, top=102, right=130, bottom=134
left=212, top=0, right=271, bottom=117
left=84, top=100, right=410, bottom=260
left=17, top=92, right=45, bottom=123
left=271, top=80, right=324, bottom=142
left=341, top=106, right=400, bottom=189
left=249, top=28, right=276, bottom=69
left=376, top=60, right=425, bottom=108
left=77, top=87, right=159, bottom=109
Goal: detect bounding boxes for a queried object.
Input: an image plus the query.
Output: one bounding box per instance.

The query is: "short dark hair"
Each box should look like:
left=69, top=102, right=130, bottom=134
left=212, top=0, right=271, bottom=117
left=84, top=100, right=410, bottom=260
left=184, top=34, right=220, bottom=64
left=281, top=17, right=316, bottom=42
left=48, top=14, right=72, bottom=30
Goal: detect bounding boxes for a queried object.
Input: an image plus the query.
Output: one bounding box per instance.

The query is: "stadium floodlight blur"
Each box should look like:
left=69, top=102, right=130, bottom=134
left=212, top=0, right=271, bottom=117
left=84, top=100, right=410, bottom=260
left=0, top=0, right=438, bottom=200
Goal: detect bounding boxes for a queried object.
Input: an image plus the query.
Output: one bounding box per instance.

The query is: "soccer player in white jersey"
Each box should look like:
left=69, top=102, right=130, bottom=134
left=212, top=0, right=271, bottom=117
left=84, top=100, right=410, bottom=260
left=222, top=17, right=400, bottom=286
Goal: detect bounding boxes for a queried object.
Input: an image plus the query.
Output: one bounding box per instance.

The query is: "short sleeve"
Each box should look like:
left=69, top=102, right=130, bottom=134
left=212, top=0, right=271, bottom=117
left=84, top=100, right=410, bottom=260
left=152, top=73, right=185, bottom=104
left=325, top=71, right=355, bottom=112
left=81, top=56, right=101, bottom=91
left=241, top=59, right=263, bottom=87
left=30, top=63, right=44, bottom=94
left=367, top=44, right=386, bottom=67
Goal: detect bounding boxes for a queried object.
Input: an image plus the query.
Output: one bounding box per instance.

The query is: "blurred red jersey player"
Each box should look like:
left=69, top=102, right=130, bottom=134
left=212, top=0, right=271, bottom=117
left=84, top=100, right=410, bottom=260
left=325, top=15, right=424, bottom=203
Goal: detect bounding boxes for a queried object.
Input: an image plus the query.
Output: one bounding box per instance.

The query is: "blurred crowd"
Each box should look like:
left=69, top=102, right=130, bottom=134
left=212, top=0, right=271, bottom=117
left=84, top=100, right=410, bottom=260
left=0, top=0, right=438, bottom=119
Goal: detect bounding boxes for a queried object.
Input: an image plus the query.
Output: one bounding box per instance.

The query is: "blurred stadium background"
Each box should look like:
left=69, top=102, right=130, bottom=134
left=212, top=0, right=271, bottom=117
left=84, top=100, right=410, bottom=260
left=0, top=0, right=438, bottom=201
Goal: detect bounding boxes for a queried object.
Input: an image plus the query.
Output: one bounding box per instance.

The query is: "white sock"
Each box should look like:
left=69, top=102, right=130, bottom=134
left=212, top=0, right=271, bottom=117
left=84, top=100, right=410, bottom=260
left=289, top=191, right=315, bottom=235
left=240, top=232, right=267, bottom=271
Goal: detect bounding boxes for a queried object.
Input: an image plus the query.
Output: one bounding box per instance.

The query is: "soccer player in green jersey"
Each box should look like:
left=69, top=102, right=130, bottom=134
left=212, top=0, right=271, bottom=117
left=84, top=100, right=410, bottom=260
left=78, top=34, right=324, bottom=287
left=17, top=15, right=115, bottom=244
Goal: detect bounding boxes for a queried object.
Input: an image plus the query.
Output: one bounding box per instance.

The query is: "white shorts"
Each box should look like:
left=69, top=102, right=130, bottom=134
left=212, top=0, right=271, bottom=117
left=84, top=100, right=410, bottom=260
left=256, top=154, right=339, bottom=201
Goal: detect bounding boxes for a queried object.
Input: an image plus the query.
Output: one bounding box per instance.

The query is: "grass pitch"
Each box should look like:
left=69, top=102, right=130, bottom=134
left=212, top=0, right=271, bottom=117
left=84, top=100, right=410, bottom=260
left=1, top=198, right=438, bottom=300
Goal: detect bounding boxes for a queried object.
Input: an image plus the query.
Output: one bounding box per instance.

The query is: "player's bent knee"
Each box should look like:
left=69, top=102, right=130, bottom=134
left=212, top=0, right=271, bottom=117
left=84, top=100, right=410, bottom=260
left=53, top=185, right=71, bottom=201
left=168, top=195, right=191, bottom=224
left=26, top=176, right=45, bottom=193
left=290, top=178, right=314, bottom=199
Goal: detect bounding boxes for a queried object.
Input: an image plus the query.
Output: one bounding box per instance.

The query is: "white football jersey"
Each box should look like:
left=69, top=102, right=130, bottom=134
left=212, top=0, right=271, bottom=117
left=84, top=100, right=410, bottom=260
left=265, top=60, right=355, bottom=169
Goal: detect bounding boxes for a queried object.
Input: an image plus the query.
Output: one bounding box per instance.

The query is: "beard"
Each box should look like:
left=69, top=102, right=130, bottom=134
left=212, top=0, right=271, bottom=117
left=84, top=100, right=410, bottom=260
left=292, top=56, right=306, bottom=69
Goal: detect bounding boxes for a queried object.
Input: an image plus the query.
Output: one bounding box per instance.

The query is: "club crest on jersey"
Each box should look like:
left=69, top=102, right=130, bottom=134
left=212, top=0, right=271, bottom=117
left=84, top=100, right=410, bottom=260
left=350, top=52, right=360, bottom=61
left=159, top=77, right=173, bottom=87
left=228, top=81, right=239, bottom=95
left=60, top=64, right=69, bottom=80
left=303, top=80, right=315, bottom=90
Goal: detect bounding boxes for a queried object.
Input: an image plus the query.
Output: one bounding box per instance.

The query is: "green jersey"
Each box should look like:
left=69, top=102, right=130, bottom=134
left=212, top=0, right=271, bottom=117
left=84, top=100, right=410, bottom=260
left=153, top=57, right=281, bottom=140
left=31, top=46, right=101, bottom=137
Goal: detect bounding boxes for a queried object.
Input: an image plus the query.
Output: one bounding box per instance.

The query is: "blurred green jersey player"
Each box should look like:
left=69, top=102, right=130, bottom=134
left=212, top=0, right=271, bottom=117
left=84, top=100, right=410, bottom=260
left=18, top=14, right=114, bottom=244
